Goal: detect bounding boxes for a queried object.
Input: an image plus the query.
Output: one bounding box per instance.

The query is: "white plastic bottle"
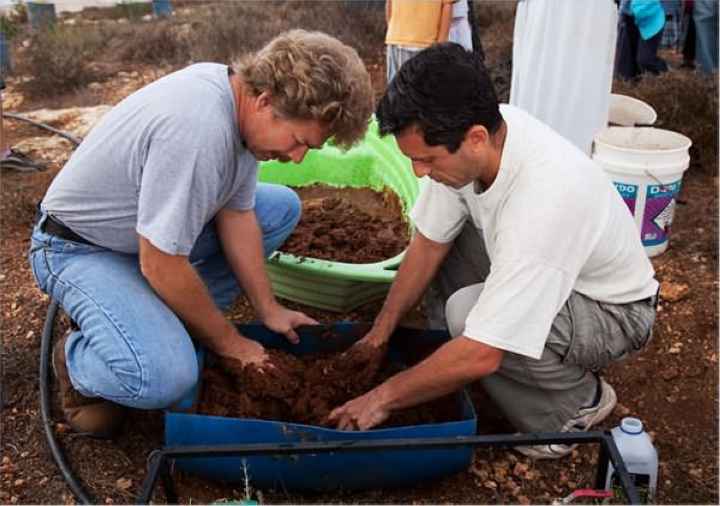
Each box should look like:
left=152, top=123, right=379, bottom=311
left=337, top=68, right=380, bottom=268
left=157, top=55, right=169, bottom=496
left=604, top=417, right=659, bottom=503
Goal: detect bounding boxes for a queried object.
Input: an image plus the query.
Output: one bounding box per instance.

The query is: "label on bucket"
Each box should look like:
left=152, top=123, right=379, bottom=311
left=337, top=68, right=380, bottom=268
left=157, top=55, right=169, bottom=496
left=613, top=182, right=638, bottom=214
left=642, top=180, right=682, bottom=246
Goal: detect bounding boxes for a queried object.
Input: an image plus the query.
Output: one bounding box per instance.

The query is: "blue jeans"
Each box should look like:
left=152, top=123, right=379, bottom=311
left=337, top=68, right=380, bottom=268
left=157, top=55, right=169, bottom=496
left=29, top=183, right=301, bottom=409
left=694, top=0, right=719, bottom=74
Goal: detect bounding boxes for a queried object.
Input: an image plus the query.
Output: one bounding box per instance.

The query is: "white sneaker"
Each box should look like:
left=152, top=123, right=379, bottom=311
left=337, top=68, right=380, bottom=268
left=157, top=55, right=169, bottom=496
left=515, top=378, right=618, bottom=460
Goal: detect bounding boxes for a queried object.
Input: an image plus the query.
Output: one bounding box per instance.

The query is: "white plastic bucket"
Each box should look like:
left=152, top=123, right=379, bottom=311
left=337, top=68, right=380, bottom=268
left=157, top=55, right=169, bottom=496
left=608, top=94, right=657, bottom=126
left=593, top=127, right=692, bottom=257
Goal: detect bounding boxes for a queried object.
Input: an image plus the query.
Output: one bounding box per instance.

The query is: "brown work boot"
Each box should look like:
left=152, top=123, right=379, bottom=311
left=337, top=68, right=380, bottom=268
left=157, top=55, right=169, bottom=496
left=53, top=332, right=126, bottom=438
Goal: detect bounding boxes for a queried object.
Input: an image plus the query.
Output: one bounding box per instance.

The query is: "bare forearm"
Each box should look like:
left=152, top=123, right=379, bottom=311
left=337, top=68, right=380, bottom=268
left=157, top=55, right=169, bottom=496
left=142, top=255, right=236, bottom=353
left=217, top=208, right=278, bottom=318
left=371, top=231, right=451, bottom=339
left=139, top=234, right=270, bottom=365
left=328, top=337, right=502, bottom=430
left=216, top=208, right=317, bottom=343
left=379, top=337, right=501, bottom=411
left=438, top=2, right=452, bottom=42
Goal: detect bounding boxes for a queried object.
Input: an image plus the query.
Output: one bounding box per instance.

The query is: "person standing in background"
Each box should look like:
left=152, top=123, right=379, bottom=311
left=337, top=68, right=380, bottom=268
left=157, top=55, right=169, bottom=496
left=449, top=0, right=486, bottom=60
left=681, top=0, right=697, bottom=68
left=615, top=0, right=668, bottom=80
left=466, top=0, right=485, bottom=60
left=692, top=0, right=718, bottom=73
left=660, top=0, right=683, bottom=51
left=449, top=0, right=473, bottom=51
left=385, top=0, right=453, bottom=83
left=509, top=0, right=618, bottom=155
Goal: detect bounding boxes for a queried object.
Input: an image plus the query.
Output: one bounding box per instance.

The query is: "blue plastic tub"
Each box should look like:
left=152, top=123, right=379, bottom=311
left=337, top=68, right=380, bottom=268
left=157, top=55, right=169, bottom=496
left=165, top=324, right=477, bottom=491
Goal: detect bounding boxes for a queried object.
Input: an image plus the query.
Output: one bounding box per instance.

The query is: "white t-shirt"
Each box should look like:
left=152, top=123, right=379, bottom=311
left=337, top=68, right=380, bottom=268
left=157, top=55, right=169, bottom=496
left=410, top=104, right=658, bottom=359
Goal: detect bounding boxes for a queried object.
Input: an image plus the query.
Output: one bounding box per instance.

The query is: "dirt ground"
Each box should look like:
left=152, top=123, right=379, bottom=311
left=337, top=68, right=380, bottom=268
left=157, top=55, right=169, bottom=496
left=1, top=4, right=718, bottom=506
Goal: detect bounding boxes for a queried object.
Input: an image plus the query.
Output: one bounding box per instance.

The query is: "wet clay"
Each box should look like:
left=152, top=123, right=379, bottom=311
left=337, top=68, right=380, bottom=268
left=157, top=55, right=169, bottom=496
left=197, top=337, right=460, bottom=428
left=279, top=185, right=411, bottom=264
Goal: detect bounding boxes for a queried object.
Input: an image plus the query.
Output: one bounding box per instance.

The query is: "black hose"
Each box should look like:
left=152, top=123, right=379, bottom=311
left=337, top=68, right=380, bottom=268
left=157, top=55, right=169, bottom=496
left=3, top=112, right=82, bottom=146
left=39, top=299, right=94, bottom=504
left=22, top=103, right=91, bottom=503
left=468, top=0, right=485, bottom=61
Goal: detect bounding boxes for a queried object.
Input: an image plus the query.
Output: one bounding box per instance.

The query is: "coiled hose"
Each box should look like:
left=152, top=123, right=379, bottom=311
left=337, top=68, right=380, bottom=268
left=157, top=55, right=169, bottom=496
left=3, top=112, right=83, bottom=146
left=39, top=299, right=94, bottom=504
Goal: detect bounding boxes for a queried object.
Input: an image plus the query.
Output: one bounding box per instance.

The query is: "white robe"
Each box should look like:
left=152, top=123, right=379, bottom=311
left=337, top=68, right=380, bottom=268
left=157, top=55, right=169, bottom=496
left=510, top=0, right=618, bottom=154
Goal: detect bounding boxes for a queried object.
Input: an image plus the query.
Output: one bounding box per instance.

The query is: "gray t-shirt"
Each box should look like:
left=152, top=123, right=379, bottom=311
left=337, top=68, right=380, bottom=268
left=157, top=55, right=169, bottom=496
left=42, top=63, right=258, bottom=255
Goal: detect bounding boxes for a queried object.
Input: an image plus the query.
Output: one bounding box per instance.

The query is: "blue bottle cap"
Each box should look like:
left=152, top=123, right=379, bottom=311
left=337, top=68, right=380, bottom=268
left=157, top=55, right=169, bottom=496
left=620, top=417, right=644, bottom=434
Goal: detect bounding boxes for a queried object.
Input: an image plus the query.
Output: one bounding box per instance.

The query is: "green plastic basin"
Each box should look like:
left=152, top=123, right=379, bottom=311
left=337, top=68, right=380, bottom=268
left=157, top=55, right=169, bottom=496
left=258, top=118, right=417, bottom=311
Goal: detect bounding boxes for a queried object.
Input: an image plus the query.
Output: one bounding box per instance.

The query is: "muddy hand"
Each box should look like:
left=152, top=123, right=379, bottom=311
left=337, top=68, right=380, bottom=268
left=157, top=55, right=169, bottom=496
left=327, top=388, right=390, bottom=431
left=218, top=336, right=273, bottom=372
left=343, top=337, right=388, bottom=377
left=262, top=303, right=318, bottom=344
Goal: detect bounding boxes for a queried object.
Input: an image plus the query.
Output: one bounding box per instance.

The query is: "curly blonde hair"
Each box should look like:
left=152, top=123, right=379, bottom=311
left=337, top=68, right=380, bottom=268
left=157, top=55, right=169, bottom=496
left=233, top=29, right=374, bottom=150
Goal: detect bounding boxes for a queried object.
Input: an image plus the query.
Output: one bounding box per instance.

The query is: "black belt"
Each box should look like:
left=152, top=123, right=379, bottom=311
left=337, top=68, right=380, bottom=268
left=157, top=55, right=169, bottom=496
left=36, top=207, right=96, bottom=246
left=643, top=286, right=661, bottom=309
left=642, top=295, right=658, bottom=309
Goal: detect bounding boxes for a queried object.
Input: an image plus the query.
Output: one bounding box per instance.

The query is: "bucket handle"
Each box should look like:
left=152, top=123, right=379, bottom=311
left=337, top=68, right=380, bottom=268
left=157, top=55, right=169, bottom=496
left=644, top=170, right=677, bottom=193
left=607, top=122, right=656, bottom=128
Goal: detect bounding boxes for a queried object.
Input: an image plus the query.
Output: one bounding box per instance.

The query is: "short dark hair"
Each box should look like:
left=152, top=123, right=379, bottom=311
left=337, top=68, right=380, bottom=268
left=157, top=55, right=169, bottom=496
left=377, top=43, right=502, bottom=152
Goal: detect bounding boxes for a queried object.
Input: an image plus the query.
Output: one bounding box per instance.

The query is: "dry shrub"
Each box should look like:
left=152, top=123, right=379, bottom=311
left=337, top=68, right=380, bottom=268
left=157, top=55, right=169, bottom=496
left=78, top=2, right=153, bottom=21
left=116, top=20, right=188, bottom=64
left=23, top=24, right=105, bottom=97
left=20, top=2, right=385, bottom=81
left=474, top=1, right=516, bottom=102
left=613, top=72, right=719, bottom=175
left=184, top=1, right=385, bottom=64
left=185, top=2, right=282, bottom=63
left=272, top=1, right=386, bottom=62
left=475, top=0, right=517, bottom=29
